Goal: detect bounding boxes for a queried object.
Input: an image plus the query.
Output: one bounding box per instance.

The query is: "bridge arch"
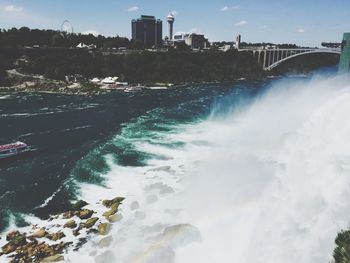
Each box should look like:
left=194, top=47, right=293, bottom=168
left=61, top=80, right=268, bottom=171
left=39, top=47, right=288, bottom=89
left=265, top=49, right=341, bottom=71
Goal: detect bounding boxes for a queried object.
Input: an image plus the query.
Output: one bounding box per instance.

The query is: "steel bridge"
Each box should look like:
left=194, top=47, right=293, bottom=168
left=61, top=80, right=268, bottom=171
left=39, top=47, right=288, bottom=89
left=240, top=48, right=341, bottom=71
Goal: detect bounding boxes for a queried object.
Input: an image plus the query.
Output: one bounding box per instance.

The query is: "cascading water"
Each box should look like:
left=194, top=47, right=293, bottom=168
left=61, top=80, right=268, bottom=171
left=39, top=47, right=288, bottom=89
left=1, top=74, right=349, bottom=263
left=64, top=74, right=350, bottom=263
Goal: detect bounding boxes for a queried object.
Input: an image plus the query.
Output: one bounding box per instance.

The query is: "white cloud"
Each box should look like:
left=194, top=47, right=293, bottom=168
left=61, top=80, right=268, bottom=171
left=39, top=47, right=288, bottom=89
left=298, top=27, right=305, bottom=33
left=3, top=5, right=23, bottom=12
left=126, top=6, right=139, bottom=12
left=82, top=30, right=99, bottom=36
left=169, top=10, right=177, bottom=16
left=221, top=5, right=240, bottom=11
left=235, top=20, right=247, bottom=26
left=221, top=6, right=229, bottom=11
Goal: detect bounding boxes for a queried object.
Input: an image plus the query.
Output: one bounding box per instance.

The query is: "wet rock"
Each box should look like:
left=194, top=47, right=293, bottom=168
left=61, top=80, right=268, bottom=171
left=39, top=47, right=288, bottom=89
left=160, top=224, right=201, bottom=248
left=46, top=232, right=65, bottom=241
left=62, top=211, right=76, bottom=219
left=102, top=197, right=125, bottom=208
left=2, top=243, right=16, bottom=254
left=6, top=231, right=22, bottom=241
left=164, top=209, right=182, bottom=216
left=108, top=214, right=123, bottom=223
left=146, top=166, right=172, bottom=173
left=135, top=211, right=146, bottom=220
left=98, top=223, right=111, bottom=236
left=145, top=182, right=175, bottom=195
left=160, top=186, right=175, bottom=195
left=64, top=220, right=77, bottom=229
left=41, top=254, right=64, bottom=262
left=71, top=200, right=88, bottom=211
left=78, top=209, right=94, bottom=220
left=98, top=236, right=113, bottom=248
left=30, top=228, right=47, bottom=239
left=73, top=238, right=87, bottom=252
left=84, top=217, right=98, bottom=228
left=87, top=228, right=99, bottom=235
left=130, top=245, right=175, bottom=263
left=2, top=231, right=27, bottom=254
left=103, top=203, right=119, bottom=218
left=72, top=229, right=80, bottom=237
left=146, top=195, right=158, bottom=204
left=130, top=201, right=140, bottom=210
left=7, top=241, right=71, bottom=262
left=94, top=250, right=116, bottom=263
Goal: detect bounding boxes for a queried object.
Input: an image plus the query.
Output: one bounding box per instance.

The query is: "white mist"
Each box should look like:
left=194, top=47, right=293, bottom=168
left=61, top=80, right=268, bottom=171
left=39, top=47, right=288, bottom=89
left=70, top=75, right=350, bottom=263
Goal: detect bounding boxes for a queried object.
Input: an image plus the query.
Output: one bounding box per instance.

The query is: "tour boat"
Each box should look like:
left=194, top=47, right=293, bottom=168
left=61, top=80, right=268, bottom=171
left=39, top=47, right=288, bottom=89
left=0, top=141, right=33, bottom=159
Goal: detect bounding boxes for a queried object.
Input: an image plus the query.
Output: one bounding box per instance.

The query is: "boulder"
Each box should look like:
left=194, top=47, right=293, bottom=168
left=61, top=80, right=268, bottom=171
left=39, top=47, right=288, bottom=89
left=94, top=250, right=116, bottom=263
left=135, top=211, right=146, bottom=220
left=46, top=232, right=65, bottom=241
left=159, top=224, right=202, bottom=248
left=78, top=209, right=94, bottom=220
left=41, top=254, right=64, bottom=262
left=102, top=203, right=119, bottom=218
left=129, top=245, right=175, bottom=263
left=98, top=223, right=111, bottom=236
left=84, top=217, right=98, bottom=228
left=130, top=201, right=140, bottom=210
left=71, top=200, right=88, bottom=211
left=62, top=211, right=75, bottom=219
left=2, top=243, right=16, bottom=254
left=98, top=236, right=113, bottom=248
left=146, top=195, right=158, bottom=204
left=73, top=238, right=87, bottom=252
left=64, top=220, right=77, bottom=229
left=72, top=229, right=80, bottom=237
left=30, top=228, right=47, bottom=238
left=107, top=214, right=123, bottom=223
left=3, top=231, right=27, bottom=254
left=6, top=231, right=21, bottom=241
left=102, top=197, right=125, bottom=208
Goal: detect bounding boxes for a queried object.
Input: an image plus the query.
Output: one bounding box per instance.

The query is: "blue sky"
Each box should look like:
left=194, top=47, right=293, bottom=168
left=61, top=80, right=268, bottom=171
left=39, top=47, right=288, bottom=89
left=0, top=0, right=349, bottom=47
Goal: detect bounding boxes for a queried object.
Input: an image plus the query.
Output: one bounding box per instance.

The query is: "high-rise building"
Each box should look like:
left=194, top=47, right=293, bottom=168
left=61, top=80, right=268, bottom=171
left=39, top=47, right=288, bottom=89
left=173, top=33, right=209, bottom=50
left=132, top=15, right=163, bottom=48
left=339, top=33, right=350, bottom=73
left=235, top=34, right=241, bottom=49
left=167, top=13, right=175, bottom=40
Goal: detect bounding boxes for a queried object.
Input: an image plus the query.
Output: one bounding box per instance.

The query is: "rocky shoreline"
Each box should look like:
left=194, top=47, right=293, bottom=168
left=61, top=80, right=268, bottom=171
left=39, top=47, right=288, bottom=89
left=0, top=70, right=108, bottom=95
left=0, top=197, right=124, bottom=262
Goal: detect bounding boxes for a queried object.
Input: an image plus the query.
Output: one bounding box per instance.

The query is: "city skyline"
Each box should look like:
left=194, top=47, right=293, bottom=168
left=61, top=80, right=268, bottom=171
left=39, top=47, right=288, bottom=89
left=0, top=0, right=349, bottom=47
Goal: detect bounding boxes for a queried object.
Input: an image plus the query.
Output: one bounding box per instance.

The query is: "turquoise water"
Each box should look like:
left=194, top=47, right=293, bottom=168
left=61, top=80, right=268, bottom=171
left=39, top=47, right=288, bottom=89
left=0, top=81, right=261, bottom=231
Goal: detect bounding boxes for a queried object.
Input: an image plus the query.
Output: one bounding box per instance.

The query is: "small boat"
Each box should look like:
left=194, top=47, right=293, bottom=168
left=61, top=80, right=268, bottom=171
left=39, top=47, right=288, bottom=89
left=0, top=141, right=34, bottom=159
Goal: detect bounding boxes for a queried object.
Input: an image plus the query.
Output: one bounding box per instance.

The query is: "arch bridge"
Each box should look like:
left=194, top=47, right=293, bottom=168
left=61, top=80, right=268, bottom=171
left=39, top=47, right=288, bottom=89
left=240, top=48, right=341, bottom=71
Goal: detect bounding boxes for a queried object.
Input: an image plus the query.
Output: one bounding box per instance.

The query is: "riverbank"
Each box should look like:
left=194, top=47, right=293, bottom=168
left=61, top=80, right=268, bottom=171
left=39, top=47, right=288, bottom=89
left=0, top=48, right=266, bottom=91
left=0, top=68, right=262, bottom=96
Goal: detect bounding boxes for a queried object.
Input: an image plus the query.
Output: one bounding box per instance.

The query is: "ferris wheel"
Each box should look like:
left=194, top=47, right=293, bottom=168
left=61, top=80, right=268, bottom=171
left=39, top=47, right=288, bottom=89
left=61, top=20, right=74, bottom=34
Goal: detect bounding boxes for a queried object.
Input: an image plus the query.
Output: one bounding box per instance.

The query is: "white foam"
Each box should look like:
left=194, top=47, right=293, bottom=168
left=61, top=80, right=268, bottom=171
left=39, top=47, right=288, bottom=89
left=70, top=74, right=350, bottom=263
left=4, top=74, right=350, bottom=263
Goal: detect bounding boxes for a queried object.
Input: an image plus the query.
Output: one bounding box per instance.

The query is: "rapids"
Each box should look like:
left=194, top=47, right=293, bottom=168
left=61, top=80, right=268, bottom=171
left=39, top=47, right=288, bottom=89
left=66, top=74, right=350, bottom=262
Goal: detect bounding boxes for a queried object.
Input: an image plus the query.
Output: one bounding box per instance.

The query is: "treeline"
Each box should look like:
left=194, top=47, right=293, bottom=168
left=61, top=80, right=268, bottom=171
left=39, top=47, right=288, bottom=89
left=0, top=27, right=138, bottom=49
left=10, top=48, right=264, bottom=84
